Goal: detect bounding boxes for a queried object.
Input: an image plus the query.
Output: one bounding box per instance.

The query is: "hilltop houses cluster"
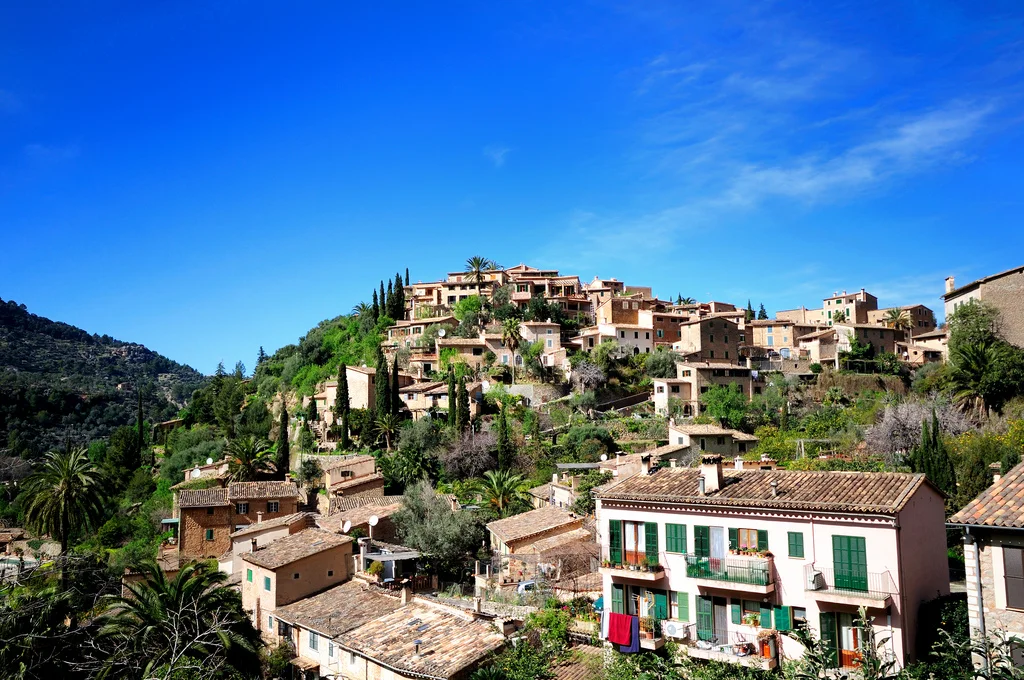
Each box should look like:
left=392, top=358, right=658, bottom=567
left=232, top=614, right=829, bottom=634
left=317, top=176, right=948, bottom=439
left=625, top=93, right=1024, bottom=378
left=152, top=263, right=1024, bottom=676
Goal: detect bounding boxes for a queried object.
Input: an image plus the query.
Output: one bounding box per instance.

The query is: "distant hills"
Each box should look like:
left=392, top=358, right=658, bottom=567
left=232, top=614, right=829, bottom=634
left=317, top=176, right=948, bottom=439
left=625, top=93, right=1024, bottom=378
left=0, top=298, right=207, bottom=458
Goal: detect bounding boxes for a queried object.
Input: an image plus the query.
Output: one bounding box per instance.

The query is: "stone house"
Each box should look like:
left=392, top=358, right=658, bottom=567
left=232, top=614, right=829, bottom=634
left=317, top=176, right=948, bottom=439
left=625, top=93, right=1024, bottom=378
left=596, top=458, right=949, bottom=669
left=241, top=528, right=354, bottom=637
left=672, top=318, right=741, bottom=363
left=312, top=366, right=417, bottom=424
left=949, top=463, right=1024, bottom=661
left=224, top=511, right=316, bottom=575
left=666, top=423, right=759, bottom=461
left=317, top=501, right=403, bottom=543
left=867, top=305, right=937, bottom=337
left=487, top=506, right=584, bottom=579
left=174, top=481, right=300, bottom=560
left=653, top=362, right=755, bottom=417
left=944, top=265, right=1024, bottom=348
left=386, top=315, right=458, bottom=348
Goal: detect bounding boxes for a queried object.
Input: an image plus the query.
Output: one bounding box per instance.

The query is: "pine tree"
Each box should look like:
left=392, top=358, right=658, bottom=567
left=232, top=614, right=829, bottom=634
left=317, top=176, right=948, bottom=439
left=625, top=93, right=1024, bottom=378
left=757, top=304, right=768, bottom=320
left=447, top=371, right=457, bottom=426
left=256, top=346, right=267, bottom=367
left=391, top=356, right=401, bottom=416
left=276, top=405, right=290, bottom=479
left=405, top=268, right=410, bottom=286
left=374, top=349, right=390, bottom=419
left=746, top=300, right=755, bottom=322
left=372, top=290, right=380, bottom=320
left=335, top=363, right=350, bottom=450
left=456, top=377, right=470, bottom=431
left=215, top=361, right=226, bottom=377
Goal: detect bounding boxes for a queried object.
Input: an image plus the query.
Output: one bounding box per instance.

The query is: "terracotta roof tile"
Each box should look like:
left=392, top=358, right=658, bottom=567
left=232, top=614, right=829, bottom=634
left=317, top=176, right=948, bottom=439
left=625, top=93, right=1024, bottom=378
left=228, top=481, right=299, bottom=500
left=177, top=487, right=230, bottom=508
left=273, top=581, right=401, bottom=637
left=242, top=528, right=352, bottom=569
left=950, top=463, right=1024, bottom=527
left=487, top=507, right=582, bottom=544
left=229, top=512, right=315, bottom=538
left=599, top=468, right=931, bottom=514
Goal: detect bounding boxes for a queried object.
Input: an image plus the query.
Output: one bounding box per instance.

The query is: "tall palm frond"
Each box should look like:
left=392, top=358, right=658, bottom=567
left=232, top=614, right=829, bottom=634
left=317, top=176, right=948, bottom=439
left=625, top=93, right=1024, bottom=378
left=22, top=447, right=105, bottom=555
left=464, top=256, right=493, bottom=283
left=480, top=470, right=530, bottom=517
left=501, top=318, right=524, bottom=384
left=883, top=308, right=912, bottom=332
left=225, top=436, right=274, bottom=481
left=352, top=302, right=372, bottom=317
left=948, top=341, right=999, bottom=420
left=376, top=413, right=401, bottom=451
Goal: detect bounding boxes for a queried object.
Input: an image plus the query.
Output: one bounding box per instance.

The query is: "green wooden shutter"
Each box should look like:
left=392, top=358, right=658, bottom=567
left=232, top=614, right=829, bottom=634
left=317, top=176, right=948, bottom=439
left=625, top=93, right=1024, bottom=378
left=774, top=605, right=791, bottom=632
left=696, top=596, right=713, bottom=641
left=757, top=529, right=769, bottom=552
left=609, top=520, right=622, bottom=565
left=666, top=524, right=687, bottom=553
left=653, top=590, right=669, bottom=620
left=730, top=600, right=742, bottom=625
left=729, top=527, right=739, bottom=551
left=820, top=612, right=838, bottom=668
left=645, top=522, right=659, bottom=562
left=611, top=583, right=624, bottom=614
left=833, top=535, right=868, bottom=592
left=788, top=532, right=804, bottom=558
left=760, top=603, right=772, bottom=628
left=694, top=526, right=710, bottom=557
left=678, top=592, right=689, bottom=622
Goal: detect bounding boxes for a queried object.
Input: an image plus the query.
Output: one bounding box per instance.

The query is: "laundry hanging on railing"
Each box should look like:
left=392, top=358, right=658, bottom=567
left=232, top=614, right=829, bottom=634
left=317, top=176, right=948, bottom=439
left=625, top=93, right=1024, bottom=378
left=607, top=612, right=633, bottom=646
left=617, top=615, right=640, bottom=654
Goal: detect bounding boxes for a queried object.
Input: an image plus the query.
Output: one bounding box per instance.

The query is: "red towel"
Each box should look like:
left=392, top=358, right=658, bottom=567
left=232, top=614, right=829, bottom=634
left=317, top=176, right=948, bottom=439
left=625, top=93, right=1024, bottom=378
left=607, top=612, right=632, bottom=646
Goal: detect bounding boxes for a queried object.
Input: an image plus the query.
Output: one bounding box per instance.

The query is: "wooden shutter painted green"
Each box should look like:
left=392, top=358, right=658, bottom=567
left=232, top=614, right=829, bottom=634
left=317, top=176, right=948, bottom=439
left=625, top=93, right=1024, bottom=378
left=833, top=535, right=868, bottom=592
left=757, top=529, right=769, bottom=552
left=729, top=527, right=739, bottom=551
left=774, top=605, right=792, bottom=632
left=645, top=522, right=659, bottom=562
left=608, top=520, right=622, bottom=565
left=611, top=583, right=624, bottom=614
left=760, top=603, right=772, bottom=628
left=653, top=590, right=669, bottom=620
left=730, top=600, right=742, bottom=625
left=696, top=596, right=713, bottom=641
left=694, top=526, right=710, bottom=557
left=819, top=611, right=838, bottom=668
left=666, top=524, right=687, bottom=553
left=678, top=592, right=689, bottom=622
left=788, top=532, right=804, bottom=558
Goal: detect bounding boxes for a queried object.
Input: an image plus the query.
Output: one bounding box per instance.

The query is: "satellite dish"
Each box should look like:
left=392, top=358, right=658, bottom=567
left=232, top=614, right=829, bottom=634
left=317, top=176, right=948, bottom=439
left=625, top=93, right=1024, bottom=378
left=206, top=457, right=214, bottom=465
left=600, top=454, right=608, bottom=461
left=368, top=515, right=379, bottom=527
left=191, top=466, right=202, bottom=479
left=342, top=520, right=352, bottom=534
left=437, top=328, right=446, bottom=337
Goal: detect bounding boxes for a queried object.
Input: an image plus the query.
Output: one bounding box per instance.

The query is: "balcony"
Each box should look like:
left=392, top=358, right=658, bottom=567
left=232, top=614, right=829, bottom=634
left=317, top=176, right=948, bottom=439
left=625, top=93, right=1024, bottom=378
left=804, top=564, right=895, bottom=608
left=600, top=561, right=666, bottom=582
left=684, top=554, right=775, bottom=594
left=682, top=625, right=777, bottom=670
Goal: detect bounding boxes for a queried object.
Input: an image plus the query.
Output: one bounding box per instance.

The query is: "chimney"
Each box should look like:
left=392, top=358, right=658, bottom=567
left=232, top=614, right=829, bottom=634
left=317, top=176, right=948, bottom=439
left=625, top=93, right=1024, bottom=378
left=698, top=475, right=706, bottom=495
left=413, top=640, right=421, bottom=655
left=641, top=455, right=652, bottom=476
left=945, top=276, right=956, bottom=294
left=473, top=597, right=482, bottom=613
left=401, top=586, right=412, bottom=605
left=700, top=455, right=724, bottom=493
left=770, top=480, right=779, bottom=498
left=669, top=458, right=677, bottom=468
left=734, top=456, right=744, bottom=470
left=250, top=538, right=257, bottom=553
left=552, top=473, right=558, bottom=484
left=257, top=511, right=263, bottom=524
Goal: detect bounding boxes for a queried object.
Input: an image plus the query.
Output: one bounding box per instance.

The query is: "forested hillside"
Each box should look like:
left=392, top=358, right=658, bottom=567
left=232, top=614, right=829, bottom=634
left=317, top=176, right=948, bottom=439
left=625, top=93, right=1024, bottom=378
left=0, top=298, right=207, bottom=458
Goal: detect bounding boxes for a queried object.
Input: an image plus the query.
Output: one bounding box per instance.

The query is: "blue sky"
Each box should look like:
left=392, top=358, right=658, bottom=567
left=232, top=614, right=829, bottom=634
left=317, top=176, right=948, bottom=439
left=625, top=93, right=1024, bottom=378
left=2, top=1, right=1023, bottom=374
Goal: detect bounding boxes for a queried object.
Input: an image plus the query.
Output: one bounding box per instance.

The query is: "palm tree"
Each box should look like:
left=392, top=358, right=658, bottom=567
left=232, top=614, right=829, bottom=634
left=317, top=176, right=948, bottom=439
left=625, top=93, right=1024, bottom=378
left=464, top=256, right=493, bottom=283
left=501, top=318, right=523, bottom=384
left=479, top=470, right=530, bottom=517
left=884, top=308, right=912, bottom=333
left=22, top=447, right=105, bottom=557
left=679, top=297, right=696, bottom=305
left=832, top=310, right=848, bottom=324
left=948, top=341, right=1000, bottom=420
left=225, top=436, right=274, bottom=481
left=96, top=560, right=262, bottom=679
left=376, top=413, right=401, bottom=451
left=352, top=301, right=372, bottom=317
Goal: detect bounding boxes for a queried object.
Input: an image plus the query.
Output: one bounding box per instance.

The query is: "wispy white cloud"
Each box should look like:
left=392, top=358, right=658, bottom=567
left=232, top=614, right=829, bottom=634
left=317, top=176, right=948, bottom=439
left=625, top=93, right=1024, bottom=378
left=483, top=145, right=511, bottom=168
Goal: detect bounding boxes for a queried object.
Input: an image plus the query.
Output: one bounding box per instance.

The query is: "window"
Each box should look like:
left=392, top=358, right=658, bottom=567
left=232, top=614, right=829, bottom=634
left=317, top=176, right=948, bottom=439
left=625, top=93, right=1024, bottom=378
left=236, top=502, right=248, bottom=514
left=724, top=351, right=729, bottom=359
left=657, top=329, right=664, bottom=338
left=620, top=331, right=625, bottom=338
left=670, top=385, right=679, bottom=393
left=788, top=532, right=805, bottom=558
left=309, top=632, right=319, bottom=651
left=730, top=528, right=767, bottom=552
left=546, top=339, right=552, bottom=348
left=699, top=438, right=706, bottom=450
left=656, top=385, right=665, bottom=394
left=1005, top=547, right=1024, bottom=610
left=349, top=652, right=357, bottom=665
left=206, top=508, right=214, bottom=515
left=328, top=570, right=334, bottom=577
left=264, top=576, right=271, bottom=591
left=717, top=437, right=724, bottom=446
left=546, top=328, right=553, bottom=334
left=205, top=529, right=214, bottom=541
left=329, top=642, right=334, bottom=658
left=792, top=607, right=807, bottom=628
left=666, top=524, right=687, bottom=553
left=502, top=354, right=509, bottom=364
left=293, top=572, right=300, bottom=579
left=671, top=591, right=689, bottom=621
left=709, top=351, right=715, bottom=358
left=268, top=615, right=274, bottom=630
left=246, top=569, right=253, bottom=583
left=267, top=501, right=279, bottom=513
left=472, top=347, right=482, bottom=356
left=634, top=331, right=639, bottom=339
left=709, top=335, right=714, bottom=342
left=724, top=336, right=728, bottom=343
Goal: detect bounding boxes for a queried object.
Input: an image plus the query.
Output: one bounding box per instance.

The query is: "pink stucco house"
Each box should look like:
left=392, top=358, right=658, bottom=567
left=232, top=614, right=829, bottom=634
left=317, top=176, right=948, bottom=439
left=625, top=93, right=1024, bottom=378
left=595, top=455, right=948, bottom=670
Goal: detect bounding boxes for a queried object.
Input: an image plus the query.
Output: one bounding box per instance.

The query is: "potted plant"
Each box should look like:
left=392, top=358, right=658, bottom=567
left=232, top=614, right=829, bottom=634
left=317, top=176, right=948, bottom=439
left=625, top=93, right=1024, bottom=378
left=742, top=612, right=761, bottom=627
left=366, top=560, right=385, bottom=582
left=639, top=616, right=655, bottom=639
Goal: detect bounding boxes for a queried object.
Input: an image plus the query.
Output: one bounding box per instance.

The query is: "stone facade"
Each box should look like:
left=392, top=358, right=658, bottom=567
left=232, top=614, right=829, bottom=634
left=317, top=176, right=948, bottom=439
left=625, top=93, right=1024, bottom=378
left=964, top=534, right=1024, bottom=638
left=180, top=506, right=234, bottom=558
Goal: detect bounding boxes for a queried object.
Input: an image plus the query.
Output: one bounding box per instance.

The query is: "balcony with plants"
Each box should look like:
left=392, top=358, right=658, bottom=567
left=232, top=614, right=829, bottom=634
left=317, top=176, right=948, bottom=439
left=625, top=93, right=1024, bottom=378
left=684, top=552, right=775, bottom=593
left=599, top=554, right=665, bottom=581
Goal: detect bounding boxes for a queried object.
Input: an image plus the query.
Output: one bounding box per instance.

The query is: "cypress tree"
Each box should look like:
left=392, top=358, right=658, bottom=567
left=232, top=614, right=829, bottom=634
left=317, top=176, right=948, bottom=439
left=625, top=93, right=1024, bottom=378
left=386, top=279, right=394, bottom=318
left=391, top=356, right=401, bottom=416
left=456, top=377, right=470, bottom=431
left=447, top=371, right=457, bottom=426
left=405, top=268, right=410, bottom=286
left=335, top=363, right=350, bottom=450
left=374, top=349, right=390, bottom=418
left=136, top=386, right=146, bottom=462
left=276, top=405, right=290, bottom=479
left=394, top=272, right=405, bottom=319
left=379, top=281, right=387, bottom=318
left=306, top=397, right=318, bottom=422
left=746, top=300, right=755, bottom=322
left=372, top=290, right=380, bottom=320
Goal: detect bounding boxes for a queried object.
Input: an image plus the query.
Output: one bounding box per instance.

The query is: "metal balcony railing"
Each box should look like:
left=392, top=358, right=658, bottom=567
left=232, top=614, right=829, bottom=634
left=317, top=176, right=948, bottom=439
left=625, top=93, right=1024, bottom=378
left=684, top=554, right=772, bottom=586
left=804, top=564, right=895, bottom=600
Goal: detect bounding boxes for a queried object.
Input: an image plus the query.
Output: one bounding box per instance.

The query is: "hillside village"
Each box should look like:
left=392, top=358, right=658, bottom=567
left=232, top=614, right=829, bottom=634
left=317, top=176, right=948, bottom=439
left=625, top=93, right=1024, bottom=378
left=5, top=259, right=1024, bottom=680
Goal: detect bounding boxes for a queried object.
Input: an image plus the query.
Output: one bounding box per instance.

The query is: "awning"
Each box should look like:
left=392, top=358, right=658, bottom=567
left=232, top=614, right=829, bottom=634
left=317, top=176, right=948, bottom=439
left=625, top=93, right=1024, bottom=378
left=289, top=656, right=320, bottom=671
left=160, top=518, right=180, bottom=524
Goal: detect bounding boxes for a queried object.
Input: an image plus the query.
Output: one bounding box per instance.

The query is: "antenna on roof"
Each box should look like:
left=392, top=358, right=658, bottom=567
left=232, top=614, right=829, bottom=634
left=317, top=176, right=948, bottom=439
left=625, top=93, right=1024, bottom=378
left=342, top=520, right=352, bottom=534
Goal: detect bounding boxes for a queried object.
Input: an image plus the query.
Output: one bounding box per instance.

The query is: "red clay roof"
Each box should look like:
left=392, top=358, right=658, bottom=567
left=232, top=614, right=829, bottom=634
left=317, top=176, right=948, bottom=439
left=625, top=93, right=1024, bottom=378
left=950, top=463, right=1024, bottom=528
